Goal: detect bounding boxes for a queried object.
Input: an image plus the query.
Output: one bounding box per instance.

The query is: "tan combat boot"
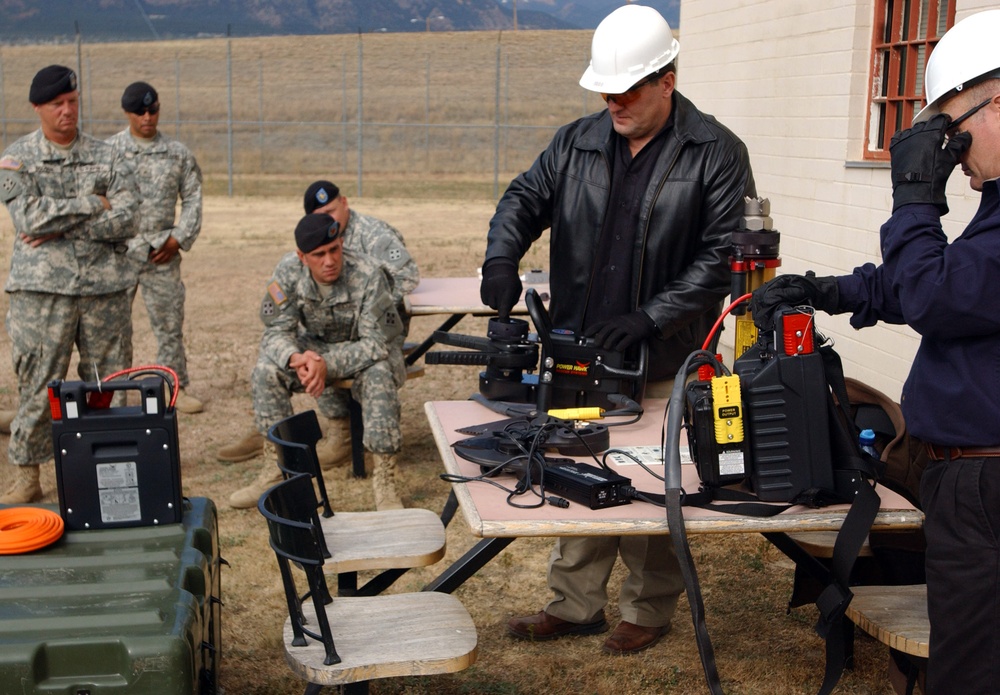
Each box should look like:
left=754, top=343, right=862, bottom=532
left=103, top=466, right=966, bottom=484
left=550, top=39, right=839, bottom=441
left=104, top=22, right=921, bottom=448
left=372, top=452, right=404, bottom=511
left=174, top=389, right=204, bottom=414
left=0, top=409, right=14, bottom=434
left=0, top=464, right=42, bottom=504
left=228, top=441, right=283, bottom=509
left=316, top=417, right=352, bottom=471
left=217, top=430, right=265, bottom=463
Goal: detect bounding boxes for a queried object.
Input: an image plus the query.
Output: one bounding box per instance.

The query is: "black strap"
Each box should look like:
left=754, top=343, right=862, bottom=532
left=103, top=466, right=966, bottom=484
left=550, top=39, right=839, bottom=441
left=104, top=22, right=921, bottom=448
left=666, top=487, right=725, bottom=695
left=815, top=478, right=881, bottom=695
left=819, top=344, right=884, bottom=484
left=813, top=345, right=885, bottom=694
left=679, top=478, right=880, bottom=695
left=683, top=485, right=794, bottom=517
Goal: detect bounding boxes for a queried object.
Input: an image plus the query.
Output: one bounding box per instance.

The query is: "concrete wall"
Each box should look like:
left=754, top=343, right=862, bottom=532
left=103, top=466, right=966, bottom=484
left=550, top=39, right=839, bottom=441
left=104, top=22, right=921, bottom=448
left=677, top=0, right=993, bottom=399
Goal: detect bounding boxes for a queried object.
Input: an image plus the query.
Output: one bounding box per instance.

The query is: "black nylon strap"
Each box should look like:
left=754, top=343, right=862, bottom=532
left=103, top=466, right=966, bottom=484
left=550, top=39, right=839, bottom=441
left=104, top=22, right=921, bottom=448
left=666, top=487, right=725, bottom=695
left=683, top=485, right=793, bottom=517
left=815, top=479, right=881, bottom=695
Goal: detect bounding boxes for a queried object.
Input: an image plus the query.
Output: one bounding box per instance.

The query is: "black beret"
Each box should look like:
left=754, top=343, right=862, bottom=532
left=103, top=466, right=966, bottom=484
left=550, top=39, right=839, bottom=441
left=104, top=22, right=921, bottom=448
left=121, top=81, right=159, bottom=113
left=29, top=65, right=77, bottom=105
left=303, top=180, right=340, bottom=214
left=295, top=213, right=342, bottom=253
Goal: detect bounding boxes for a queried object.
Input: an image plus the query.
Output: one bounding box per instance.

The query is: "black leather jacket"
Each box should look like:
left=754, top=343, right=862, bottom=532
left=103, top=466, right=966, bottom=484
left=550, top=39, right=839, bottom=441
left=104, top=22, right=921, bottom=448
left=485, top=91, right=756, bottom=380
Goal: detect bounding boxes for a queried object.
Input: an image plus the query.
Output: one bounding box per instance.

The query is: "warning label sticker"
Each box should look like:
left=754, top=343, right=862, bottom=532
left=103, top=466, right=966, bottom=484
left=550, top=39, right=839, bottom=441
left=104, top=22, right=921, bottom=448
left=96, top=461, right=142, bottom=523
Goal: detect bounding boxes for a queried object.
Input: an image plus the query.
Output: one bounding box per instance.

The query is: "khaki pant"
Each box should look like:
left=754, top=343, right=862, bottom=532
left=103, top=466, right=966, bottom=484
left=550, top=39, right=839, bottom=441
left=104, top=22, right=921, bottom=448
left=545, top=535, right=683, bottom=626
left=542, top=376, right=684, bottom=628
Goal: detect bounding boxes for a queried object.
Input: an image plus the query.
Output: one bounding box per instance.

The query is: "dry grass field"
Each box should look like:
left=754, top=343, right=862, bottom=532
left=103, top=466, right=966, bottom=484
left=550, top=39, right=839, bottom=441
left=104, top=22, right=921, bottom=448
left=0, top=193, right=899, bottom=695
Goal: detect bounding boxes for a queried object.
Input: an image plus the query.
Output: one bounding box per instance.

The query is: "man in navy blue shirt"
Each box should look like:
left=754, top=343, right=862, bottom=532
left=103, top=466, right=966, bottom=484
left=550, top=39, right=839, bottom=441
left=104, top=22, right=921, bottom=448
left=752, top=11, right=1000, bottom=693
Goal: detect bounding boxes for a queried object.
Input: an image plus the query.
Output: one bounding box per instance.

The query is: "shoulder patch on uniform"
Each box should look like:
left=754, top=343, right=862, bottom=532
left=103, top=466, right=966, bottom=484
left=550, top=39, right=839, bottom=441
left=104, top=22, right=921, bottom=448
left=0, top=157, right=22, bottom=171
left=0, top=169, right=24, bottom=204
left=267, top=281, right=288, bottom=306
left=372, top=290, right=404, bottom=342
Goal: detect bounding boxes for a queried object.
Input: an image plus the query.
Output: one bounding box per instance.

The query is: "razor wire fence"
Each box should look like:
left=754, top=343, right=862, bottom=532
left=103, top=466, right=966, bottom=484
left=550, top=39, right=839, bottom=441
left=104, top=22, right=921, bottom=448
left=0, top=29, right=601, bottom=199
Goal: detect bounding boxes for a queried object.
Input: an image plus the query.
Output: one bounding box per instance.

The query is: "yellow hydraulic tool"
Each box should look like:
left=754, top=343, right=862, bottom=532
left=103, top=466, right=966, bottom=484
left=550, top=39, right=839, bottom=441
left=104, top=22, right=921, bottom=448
left=730, top=197, right=781, bottom=359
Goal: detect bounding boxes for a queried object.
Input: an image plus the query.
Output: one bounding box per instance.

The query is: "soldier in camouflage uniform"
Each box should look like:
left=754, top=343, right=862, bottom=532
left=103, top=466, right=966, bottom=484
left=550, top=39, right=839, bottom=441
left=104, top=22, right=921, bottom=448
left=228, top=213, right=407, bottom=510
left=0, top=65, right=139, bottom=504
left=108, top=81, right=204, bottom=414
left=217, top=180, right=419, bottom=465
left=303, top=180, right=419, bottom=309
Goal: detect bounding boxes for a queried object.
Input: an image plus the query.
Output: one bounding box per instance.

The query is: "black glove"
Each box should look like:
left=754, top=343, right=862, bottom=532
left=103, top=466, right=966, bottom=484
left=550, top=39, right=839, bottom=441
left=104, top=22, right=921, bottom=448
left=749, top=272, right=839, bottom=330
left=889, top=113, right=971, bottom=214
left=585, top=310, right=657, bottom=352
left=479, top=258, right=522, bottom=320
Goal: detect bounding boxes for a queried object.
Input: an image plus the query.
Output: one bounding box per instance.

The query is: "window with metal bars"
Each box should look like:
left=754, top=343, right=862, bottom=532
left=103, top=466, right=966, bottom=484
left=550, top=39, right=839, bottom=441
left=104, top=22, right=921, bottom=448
left=865, top=0, right=955, bottom=159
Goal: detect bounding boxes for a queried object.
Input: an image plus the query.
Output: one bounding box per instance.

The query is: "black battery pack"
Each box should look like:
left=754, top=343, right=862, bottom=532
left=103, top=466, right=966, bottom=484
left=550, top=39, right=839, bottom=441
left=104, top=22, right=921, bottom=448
left=50, top=377, right=183, bottom=531
left=542, top=461, right=632, bottom=509
left=733, top=348, right=835, bottom=502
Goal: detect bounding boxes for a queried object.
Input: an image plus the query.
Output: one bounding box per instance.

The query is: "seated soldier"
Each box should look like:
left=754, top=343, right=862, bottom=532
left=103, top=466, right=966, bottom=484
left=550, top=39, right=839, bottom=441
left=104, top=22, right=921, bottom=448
left=217, top=180, right=418, bottom=465
left=228, top=213, right=407, bottom=511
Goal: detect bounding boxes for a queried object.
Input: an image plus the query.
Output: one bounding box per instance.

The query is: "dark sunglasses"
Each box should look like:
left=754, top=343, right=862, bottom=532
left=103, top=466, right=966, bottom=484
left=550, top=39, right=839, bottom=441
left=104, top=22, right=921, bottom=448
left=600, top=72, right=663, bottom=104
left=131, top=103, right=160, bottom=116
left=947, top=96, right=993, bottom=132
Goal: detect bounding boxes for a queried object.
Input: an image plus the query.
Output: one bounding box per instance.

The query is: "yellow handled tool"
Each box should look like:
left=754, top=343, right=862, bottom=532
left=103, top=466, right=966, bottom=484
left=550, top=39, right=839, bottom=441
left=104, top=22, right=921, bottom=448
left=547, top=407, right=605, bottom=420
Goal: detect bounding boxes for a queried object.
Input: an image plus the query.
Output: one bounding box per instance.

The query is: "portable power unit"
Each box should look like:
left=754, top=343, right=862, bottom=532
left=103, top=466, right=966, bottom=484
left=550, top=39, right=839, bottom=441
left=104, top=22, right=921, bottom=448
left=50, top=377, right=183, bottom=531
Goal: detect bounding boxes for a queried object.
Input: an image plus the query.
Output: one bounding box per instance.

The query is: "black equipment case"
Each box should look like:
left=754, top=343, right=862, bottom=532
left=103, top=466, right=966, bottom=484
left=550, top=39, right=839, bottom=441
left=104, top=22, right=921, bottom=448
left=0, top=496, right=222, bottom=694
left=50, top=377, right=182, bottom=531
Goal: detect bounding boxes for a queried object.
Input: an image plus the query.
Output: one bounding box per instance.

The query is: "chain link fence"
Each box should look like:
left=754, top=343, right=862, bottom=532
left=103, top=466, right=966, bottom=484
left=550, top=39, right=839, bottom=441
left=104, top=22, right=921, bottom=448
left=0, top=30, right=601, bottom=199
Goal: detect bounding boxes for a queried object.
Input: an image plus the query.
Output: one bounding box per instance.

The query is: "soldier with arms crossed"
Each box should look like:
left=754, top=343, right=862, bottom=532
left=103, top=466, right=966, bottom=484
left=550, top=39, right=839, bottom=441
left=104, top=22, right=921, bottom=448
left=0, top=65, right=138, bottom=503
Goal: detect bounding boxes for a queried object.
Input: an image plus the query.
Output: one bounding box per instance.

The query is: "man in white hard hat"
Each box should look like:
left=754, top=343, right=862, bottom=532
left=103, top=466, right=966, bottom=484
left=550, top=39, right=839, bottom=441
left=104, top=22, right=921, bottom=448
left=480, top=5, right=755, bottom=654
left=752, top=10, right=1000, bottom=691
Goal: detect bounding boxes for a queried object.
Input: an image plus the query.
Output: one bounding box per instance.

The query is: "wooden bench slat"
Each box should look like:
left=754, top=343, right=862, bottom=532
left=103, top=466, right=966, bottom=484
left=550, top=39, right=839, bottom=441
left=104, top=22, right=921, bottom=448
left=285, top=592, right=478, bottom=685
left=323, top=508, right=446, bottom=573
left=846, top=584, right=929, bottom=658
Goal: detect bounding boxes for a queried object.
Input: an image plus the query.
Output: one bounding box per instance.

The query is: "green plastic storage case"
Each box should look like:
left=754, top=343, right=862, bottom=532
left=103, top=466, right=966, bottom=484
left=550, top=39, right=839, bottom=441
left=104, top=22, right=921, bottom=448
left=0, top=497, right=222, bottom=694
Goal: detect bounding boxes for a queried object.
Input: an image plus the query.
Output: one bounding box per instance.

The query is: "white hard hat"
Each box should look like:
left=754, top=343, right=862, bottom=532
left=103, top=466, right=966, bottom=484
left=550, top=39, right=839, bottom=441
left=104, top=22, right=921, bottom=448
left=579, top=4, right=680, bottom=95
left=913, top=9, right=1000, bottom=124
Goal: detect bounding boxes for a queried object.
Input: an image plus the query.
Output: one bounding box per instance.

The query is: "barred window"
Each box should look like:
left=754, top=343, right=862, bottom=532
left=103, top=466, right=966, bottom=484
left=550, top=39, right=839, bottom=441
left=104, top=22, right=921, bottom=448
left=865, top=0, right=955, bottom=159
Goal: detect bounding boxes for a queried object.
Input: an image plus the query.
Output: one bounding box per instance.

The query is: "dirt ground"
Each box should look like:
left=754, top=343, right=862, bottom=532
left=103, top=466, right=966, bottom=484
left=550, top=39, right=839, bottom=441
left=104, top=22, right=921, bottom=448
left=0, top=195, right=897, bottom=694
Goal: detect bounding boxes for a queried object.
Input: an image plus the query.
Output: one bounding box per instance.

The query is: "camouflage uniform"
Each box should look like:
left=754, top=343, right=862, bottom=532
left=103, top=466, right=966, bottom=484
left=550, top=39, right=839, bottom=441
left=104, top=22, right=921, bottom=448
left=0, top=129, right=139, bottom=466
left=107, top=128, right=202, bottom=388
left=217, top=207, right=418, bottom=466
left=251, top=250, right=405, bottom=453
left=342, top=210, right=419, bottom=333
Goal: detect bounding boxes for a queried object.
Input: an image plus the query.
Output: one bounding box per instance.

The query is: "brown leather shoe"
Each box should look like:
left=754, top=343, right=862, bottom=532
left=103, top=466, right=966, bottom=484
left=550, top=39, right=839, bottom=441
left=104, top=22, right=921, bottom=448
left=507, top=610, right=608, bottom=641
left=602, top=620, right=671, bottom=655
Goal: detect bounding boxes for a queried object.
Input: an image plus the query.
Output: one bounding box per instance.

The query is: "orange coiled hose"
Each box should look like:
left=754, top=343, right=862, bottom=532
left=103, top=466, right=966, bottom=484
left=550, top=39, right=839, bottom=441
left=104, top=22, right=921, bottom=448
left=0, top=507, right=65, bottom=554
